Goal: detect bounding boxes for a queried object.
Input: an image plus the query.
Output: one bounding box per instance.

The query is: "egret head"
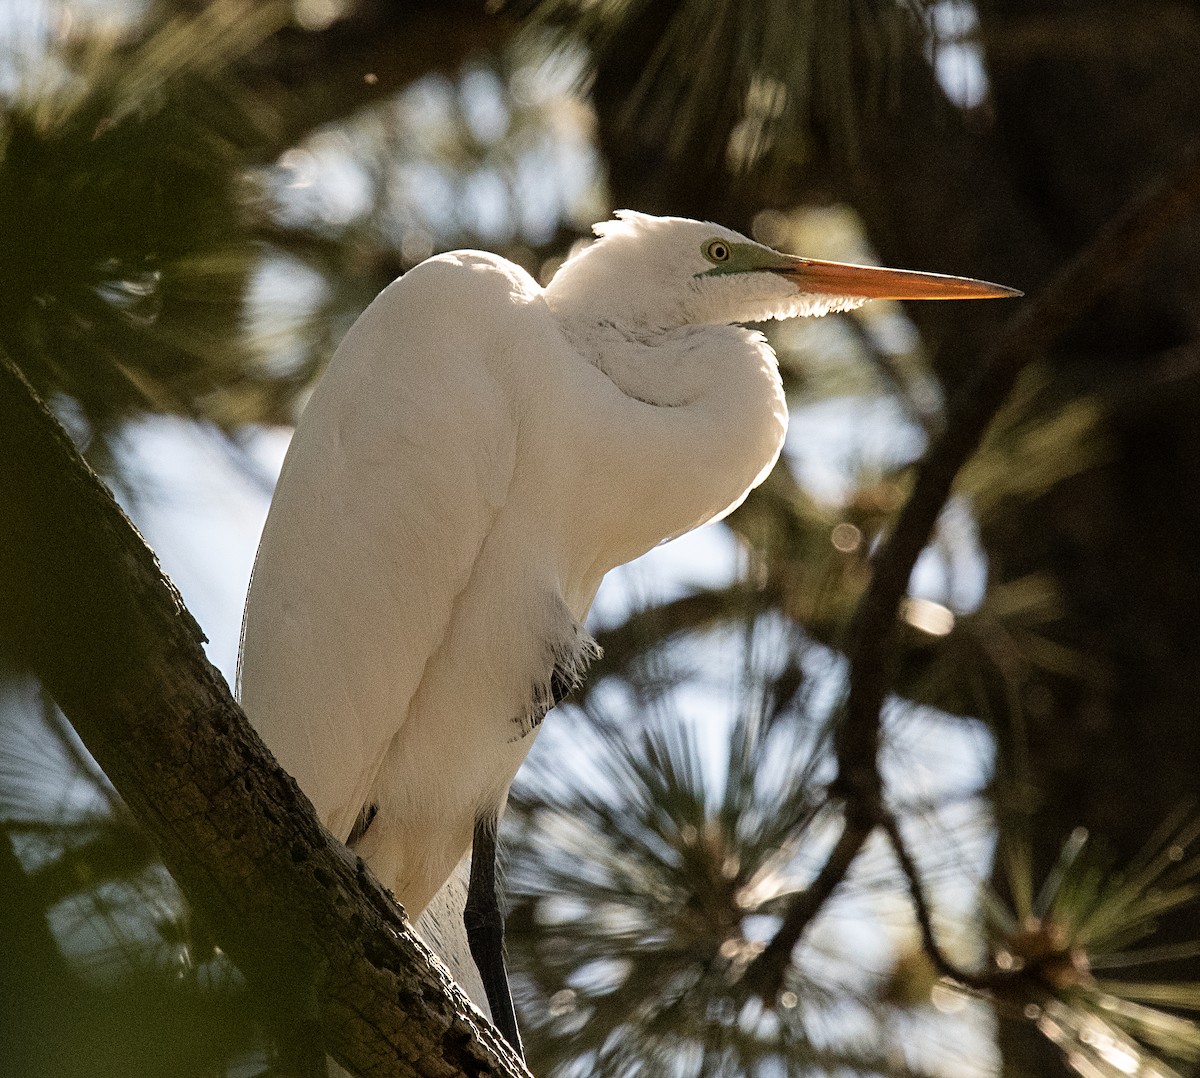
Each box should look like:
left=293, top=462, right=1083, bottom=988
left=545, top=210, right=1019, bottom=337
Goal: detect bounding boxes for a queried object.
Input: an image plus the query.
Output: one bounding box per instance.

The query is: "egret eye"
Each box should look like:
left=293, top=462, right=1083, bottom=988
left=704, top=239, right=731, bottom=263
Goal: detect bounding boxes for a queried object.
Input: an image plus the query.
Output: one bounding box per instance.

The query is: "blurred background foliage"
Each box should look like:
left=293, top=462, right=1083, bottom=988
left=2, top=0, right=1200, bottom=1076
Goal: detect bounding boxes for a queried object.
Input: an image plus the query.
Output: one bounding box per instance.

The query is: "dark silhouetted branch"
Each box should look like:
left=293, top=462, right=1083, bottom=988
left=742, top=816, right=874, bottom=999
left=746, top=138, right=1200, bottom=1000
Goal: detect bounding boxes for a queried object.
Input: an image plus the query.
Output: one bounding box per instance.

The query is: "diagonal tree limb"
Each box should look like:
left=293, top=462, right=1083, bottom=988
left=746, top=138, right=1200, bottom=1000
left=0, top=356, right=529, bottom=1078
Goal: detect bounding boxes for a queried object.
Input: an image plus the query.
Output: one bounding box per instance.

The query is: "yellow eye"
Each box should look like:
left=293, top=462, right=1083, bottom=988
left=704, top=239, right=731, bottom=263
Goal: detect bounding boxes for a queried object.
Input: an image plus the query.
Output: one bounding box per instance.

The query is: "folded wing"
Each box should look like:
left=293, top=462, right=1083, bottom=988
left=239, top=255, right=529, bottom=840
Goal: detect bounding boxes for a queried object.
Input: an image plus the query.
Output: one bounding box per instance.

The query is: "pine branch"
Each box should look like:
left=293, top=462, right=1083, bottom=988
left=0, top=355, right=529, bottom=1078
left=745, top=137, right=1200, bottom=1000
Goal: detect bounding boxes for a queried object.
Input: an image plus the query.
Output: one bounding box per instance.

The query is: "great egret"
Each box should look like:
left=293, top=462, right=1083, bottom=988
left=238, top=210, right=1017, bottom=1056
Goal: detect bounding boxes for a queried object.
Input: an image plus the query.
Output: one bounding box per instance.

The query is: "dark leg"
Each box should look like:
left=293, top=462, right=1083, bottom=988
left=464, top=814, right=524, bottom=1059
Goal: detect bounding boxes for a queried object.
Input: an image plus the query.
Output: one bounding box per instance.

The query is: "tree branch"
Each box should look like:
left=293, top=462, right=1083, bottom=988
left=744, top=137, right=1200, bottom=999
left=0, top=356, right=529, bottom=1078
left=742, top=816, right=874, bottom=997
left=880, top=812, right=1011, bottom=993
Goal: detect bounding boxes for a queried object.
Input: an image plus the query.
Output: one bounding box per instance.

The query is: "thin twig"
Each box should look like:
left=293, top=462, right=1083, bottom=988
left=880, top=813, right=1011, bottom=992
left=745, top=138, right=1200, bottom=998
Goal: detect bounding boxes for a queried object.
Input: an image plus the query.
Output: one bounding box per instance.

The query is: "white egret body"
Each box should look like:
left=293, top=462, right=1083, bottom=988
left=238, top=211, right=1016, bottom=1052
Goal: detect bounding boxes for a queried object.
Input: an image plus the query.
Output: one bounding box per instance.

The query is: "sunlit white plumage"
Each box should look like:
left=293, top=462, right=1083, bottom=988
left=237, top=210, right=1016, bottom=1050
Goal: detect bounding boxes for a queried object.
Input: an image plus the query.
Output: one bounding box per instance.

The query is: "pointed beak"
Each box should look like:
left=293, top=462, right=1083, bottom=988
left=772, top=256, right=1022, bottom=301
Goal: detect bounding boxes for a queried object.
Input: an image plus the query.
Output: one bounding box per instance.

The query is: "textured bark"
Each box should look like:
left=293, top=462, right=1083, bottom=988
left=0, top=356, right=528, bottom=1078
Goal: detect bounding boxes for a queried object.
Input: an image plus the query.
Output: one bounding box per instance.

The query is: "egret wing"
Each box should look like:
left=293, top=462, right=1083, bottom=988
left=239, top=254, right=528, bottom=840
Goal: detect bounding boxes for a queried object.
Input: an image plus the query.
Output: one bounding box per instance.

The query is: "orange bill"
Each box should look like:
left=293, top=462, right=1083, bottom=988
left=774, top=256, right=1022, bottom=300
